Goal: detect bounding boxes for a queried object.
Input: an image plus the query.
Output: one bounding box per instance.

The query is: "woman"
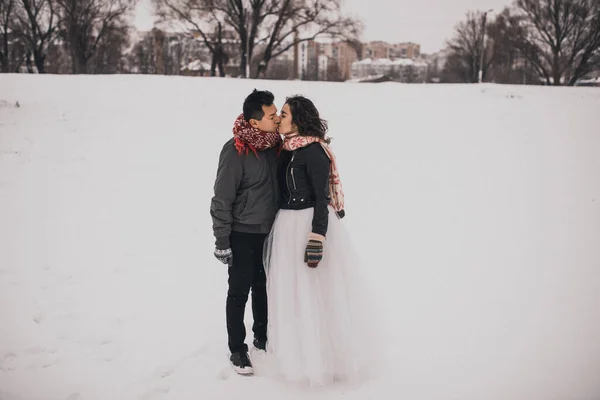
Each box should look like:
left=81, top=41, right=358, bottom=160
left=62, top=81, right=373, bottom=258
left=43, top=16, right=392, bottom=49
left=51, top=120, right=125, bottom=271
left=264, top=96, right=373, bottom=386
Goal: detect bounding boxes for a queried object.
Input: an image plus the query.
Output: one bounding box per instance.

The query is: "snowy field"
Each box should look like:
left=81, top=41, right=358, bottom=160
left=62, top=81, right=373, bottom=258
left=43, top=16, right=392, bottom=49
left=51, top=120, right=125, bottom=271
left=1, top=74, right=600, bottom=400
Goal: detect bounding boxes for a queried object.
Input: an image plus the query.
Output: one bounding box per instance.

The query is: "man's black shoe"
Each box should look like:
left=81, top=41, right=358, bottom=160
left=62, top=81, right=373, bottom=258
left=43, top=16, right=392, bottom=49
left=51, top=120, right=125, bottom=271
left=230, top=351, right=253, bottom=375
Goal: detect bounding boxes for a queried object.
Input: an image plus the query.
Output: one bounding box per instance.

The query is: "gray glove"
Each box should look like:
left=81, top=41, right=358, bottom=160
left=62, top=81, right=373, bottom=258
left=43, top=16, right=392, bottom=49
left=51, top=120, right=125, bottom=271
left=214, top=247, right=233, bottom=266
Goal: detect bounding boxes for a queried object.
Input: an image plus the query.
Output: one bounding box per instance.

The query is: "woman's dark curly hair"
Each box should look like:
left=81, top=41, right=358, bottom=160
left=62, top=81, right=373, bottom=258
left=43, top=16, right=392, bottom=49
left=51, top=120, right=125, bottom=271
left=285, top=95, right=330, bottom=144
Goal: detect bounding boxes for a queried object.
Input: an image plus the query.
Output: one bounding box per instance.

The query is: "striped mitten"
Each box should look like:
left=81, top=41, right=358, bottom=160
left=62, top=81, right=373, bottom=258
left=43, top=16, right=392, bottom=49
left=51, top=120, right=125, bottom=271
left=304, top=237, right=324, bottom=268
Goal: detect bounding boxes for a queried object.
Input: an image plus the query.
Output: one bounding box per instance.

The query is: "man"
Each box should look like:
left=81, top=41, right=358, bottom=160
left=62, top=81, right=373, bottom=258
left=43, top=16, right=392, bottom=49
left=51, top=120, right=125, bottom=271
left=210, top=89, right=281, bottom=375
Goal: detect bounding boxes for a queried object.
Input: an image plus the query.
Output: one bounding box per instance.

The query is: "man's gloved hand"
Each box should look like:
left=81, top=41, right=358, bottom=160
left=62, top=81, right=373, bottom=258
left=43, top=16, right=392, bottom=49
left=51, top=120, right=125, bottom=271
left=214, top=247, right=233, bottom=266
left=304, top=233, right=325, bottom=268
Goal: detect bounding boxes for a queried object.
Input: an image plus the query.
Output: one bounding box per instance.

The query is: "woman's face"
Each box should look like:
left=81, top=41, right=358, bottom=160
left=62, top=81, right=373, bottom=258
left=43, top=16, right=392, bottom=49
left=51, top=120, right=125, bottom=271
left=278, top=103, right=297, bottom=136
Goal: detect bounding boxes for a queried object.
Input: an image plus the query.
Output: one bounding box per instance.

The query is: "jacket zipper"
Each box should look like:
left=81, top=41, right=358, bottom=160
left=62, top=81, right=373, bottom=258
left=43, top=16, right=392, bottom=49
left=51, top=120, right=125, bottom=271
left=286, top=151, right=297, bottom=204
left=291, top=168, right=297, bottom=190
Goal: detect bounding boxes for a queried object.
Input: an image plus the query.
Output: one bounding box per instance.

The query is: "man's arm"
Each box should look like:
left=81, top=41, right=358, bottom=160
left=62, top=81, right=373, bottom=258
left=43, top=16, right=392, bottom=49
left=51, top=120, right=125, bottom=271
left=210, top=143, right=243, bottom=249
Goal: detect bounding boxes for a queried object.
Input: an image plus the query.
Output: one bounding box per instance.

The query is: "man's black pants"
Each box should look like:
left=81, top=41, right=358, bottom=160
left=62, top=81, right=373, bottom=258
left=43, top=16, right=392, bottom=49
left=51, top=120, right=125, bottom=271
left=226, top=231, right=268, bottom=354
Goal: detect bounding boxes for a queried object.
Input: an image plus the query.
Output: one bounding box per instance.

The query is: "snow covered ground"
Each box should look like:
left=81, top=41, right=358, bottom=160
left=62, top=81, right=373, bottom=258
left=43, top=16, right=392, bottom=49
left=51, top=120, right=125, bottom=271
left=1, top=74, right=599, bottom=400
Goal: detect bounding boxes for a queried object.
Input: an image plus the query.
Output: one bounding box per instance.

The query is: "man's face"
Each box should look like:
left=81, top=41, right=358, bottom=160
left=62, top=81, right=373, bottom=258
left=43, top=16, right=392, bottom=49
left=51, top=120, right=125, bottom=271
left=250, top=104, right=279, bottom=133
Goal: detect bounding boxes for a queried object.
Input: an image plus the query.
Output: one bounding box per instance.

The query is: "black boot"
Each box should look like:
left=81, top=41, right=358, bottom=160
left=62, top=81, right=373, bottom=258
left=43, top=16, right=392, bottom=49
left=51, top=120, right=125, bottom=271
left=230, top=351, right=253, bottom=375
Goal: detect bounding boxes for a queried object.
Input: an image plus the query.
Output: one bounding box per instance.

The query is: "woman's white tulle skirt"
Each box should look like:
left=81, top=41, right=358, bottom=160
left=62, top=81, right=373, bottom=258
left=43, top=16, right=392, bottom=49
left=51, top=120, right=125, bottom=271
left=263, top=207, right=375, bottom=386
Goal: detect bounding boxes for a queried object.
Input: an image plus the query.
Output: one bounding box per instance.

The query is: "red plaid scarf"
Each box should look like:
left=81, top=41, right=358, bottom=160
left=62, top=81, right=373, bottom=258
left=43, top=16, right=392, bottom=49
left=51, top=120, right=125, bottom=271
left=282, top=134, right=345, bottom=213
left=232, top=114, right=281, bottom=157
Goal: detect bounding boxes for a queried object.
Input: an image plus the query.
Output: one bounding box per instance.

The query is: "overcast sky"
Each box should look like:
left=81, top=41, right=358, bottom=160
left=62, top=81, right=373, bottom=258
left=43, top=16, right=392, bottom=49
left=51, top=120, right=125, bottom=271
left=134, top=0, right=513, bottom=54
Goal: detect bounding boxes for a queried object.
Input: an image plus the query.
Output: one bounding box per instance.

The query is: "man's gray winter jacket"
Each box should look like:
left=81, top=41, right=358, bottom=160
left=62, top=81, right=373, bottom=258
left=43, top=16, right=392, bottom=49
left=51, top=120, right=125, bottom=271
left=210, top=138, right=279, bottom=249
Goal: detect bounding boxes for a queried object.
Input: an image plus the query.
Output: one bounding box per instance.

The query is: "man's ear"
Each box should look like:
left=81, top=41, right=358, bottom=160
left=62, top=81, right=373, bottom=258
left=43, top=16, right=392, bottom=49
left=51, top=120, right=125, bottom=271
left=249, top=119, right=259, bottom=128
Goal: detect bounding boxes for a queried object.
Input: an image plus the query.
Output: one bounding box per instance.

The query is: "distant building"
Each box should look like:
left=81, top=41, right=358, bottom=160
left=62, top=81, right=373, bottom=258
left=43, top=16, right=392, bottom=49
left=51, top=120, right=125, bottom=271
left=318, top=54, right=329, bottom=81
left=390, top=42, right=420, bottom=59
left=296, top=39, right=358, bottom=81
left=264, top=37, right=424, bottom=82
left=362, top=41, right=391, bottom=60
left=361, top=41, right=420, bottom=61
left=299, top=40, right=320, bottom=80
left=351, top=57, right=428, bottom=82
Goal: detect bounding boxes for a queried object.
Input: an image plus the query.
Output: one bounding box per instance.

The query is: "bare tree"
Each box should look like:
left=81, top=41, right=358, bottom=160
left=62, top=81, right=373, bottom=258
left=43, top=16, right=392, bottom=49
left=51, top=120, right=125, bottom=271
left=485, top=8, right=521, bottom=83
left=205, top=0, right=275, bottom=77
left=45, top=38, right=70, bottom=72
left=11, top=0, right=61, bottom=73
left=184, top=0, right=360, bottom=77
left=0, top=0, right=15, bottom=71
left=92, top=20, right=129, bottom=73
left=155, top=0, right=228, bottom=76
left=512, top=0, right=600, bottom=85
left=484, top=7, right=539, bottom=84
left=130, top=36, right=153, bottom=73
left=443, top=11, right=494, bottom=83
left=1, top=2, right=30, bottom=73
left=255, top=0, right=360, bottom=77
left=55, top=0, right=134, bottom=74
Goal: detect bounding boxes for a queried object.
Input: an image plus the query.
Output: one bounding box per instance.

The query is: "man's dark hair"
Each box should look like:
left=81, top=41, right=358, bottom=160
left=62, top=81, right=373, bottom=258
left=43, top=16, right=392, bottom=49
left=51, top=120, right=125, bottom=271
left=285, top=95, right=330, bottom=144
left=243, top=89, right=275, bottom=122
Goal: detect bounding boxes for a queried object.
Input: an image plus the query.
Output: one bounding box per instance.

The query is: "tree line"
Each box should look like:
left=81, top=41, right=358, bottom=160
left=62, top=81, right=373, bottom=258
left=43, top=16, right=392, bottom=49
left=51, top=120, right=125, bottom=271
left=442, top=0, right=600, bottom=85
left=2, top=0, right=598, bottom=85
left=0, top=0, right=134, bottom=73
left=0, top=0, right=361, bottom=77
